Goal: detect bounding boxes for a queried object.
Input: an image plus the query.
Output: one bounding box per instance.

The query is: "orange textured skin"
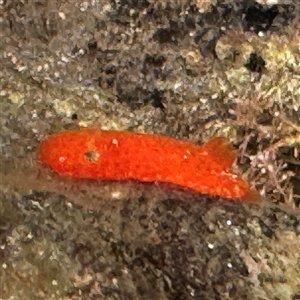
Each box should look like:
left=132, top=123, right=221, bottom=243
left=37, top=128, right=258, bottom=200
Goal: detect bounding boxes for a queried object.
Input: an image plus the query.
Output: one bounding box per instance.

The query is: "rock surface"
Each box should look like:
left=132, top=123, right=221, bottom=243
left=1, top=0, right=300, bottom=299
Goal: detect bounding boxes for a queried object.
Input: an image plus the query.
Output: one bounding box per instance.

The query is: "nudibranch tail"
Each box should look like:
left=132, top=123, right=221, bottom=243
left=240, top=188, right=261, bottom=202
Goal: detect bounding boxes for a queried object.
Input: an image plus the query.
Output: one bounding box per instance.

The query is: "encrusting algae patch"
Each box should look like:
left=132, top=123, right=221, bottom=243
left=37, top=128, right=260, bottom=201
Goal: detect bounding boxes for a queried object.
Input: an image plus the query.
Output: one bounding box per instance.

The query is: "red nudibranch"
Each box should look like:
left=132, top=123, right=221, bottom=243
left=37, top=128, right=259, bottom=201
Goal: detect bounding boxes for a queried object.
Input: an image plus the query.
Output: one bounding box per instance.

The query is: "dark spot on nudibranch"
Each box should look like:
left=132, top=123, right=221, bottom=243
left=84, top=150, right=100, bottom=163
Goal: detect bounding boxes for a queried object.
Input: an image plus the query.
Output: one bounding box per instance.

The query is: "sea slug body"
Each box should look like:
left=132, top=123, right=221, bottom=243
left=37, top=128, right=258, bottom=201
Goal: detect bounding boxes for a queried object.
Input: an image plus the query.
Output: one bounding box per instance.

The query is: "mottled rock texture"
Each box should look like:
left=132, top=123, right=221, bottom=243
left=1, top=0, right=300, bottom=299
